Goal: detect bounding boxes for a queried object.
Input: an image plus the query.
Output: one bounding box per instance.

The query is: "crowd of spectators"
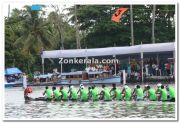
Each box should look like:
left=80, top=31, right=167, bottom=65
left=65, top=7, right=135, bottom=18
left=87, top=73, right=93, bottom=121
left=85, top=58, right=174, bottom=81
left=5, top=74, right=22, bottom=83
left=32, top=58, right=174, bottom=83
left=85, top=64, right=118, bottom=74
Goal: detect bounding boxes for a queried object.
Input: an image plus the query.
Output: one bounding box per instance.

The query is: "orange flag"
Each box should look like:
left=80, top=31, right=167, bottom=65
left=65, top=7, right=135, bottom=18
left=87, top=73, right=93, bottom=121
left=112, top=8, right=129, bottom=23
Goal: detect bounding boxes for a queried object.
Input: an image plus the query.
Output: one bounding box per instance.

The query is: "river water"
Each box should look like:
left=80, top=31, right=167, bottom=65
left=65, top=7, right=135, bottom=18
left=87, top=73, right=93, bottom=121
left=4, top=86, right=175, bottom=120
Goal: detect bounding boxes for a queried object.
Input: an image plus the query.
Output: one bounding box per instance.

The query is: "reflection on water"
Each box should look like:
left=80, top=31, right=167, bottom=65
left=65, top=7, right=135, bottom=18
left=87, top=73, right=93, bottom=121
left=5, top=87, right=175, bottom=119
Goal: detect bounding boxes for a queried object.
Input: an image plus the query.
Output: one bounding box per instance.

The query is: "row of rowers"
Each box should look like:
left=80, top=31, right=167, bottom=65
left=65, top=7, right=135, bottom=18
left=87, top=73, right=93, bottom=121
left=25, top=83, right=175, bottom=102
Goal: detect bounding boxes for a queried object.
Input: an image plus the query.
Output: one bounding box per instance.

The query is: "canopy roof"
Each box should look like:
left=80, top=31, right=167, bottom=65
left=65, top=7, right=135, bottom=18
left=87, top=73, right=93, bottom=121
left=5, top=68, right=22, bottom=75
left=42, top=42, right=175, bottom=58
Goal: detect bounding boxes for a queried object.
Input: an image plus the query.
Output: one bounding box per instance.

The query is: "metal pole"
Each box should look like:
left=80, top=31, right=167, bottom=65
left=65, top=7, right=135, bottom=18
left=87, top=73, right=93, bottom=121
left=141, top=52, right=144, bottom=83
left=130, top=5, right=134, bottom=46
left=152, top=5, right=156, bottom=43
left=85, top=57, right=88, bottom=68
left=8, top=4, right=10, bottom=18
left=141, top=42, right=144, bottom=83
left=173, top=50, right=175, bottom=76
left=42, top=58, right=44, bottom=75
left=123, top=70, right=126, bottom=85
left=61, top=62, right=63, bottom=74
left=85, top=47, right=88, bottom=69
left=115, top=56, right=117, bottom=76
left=156, top=53, right=161, bottom=76
left=156, top=53, right=159, bottom=66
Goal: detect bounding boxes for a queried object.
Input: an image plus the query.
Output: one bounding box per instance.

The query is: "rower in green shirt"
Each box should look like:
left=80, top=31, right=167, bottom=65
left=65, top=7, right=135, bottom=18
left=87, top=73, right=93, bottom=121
left=110, top=84, right=122, bottom=100
left=166, top=85, right=175, bottom=102
left=68, top=85, right=78, bottom=101
left=100, top=85, right=112, bottom=101
left=156, top=83, right=162, bottom=100
left=132, top=85, right=144, bottom=101
left=60, top=86, right=68, bottom=101
left=77, top=84, right=88, bottom=102
left=43, top=86, right=53, bottom=101
left=160, top=85, right=168, bottom=101
left=90, top=85, right=99, bottom=101
left=122, top=85, right=132, bottom=101
left=146, top=86, right=157, bottom=101
left=52, top=86, right=61, bottom=101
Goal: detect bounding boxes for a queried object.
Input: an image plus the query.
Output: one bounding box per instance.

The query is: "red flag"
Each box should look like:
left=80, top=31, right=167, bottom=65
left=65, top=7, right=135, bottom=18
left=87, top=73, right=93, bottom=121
left=112, top=8, right=128, bottom=23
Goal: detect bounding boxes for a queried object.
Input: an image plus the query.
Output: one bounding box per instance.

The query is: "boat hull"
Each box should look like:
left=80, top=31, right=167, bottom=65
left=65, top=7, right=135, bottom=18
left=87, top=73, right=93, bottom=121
left=25, top=97, right=175, bottom=102
left=56, top=76, right=121, bottom=85
left=5, top=83, right=23, bottom=88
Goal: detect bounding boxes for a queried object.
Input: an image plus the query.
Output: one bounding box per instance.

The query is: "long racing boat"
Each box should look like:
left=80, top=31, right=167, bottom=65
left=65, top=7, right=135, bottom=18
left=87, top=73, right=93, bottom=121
left=56, top=71, right=121, bottom=85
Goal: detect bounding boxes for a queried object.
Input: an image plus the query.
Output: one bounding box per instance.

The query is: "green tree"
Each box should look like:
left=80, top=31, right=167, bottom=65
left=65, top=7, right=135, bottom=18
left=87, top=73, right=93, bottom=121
left=67, top=5, right=175, bottom=48
left=5, top=5, right=175, bottom=74
left=18, top=6, right=54, bottom=73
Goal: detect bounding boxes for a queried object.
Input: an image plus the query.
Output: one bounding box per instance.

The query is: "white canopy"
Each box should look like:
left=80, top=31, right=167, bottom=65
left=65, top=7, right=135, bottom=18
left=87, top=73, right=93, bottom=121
left=42, top=42, right=175, bottom=58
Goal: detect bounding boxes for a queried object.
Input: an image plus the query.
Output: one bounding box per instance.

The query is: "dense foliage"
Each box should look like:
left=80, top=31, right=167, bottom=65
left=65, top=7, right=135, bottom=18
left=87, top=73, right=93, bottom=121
left=5, top=5, right=175, bottom=74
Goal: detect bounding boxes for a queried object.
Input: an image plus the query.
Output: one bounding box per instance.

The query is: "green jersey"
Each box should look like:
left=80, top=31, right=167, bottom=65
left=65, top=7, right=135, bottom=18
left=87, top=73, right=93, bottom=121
left=91, top=87, right=99, bottom=101
left=148, top=88, right=157, bottom=101
left=124, top=87, right=132, bottom=101
left=168, top=87, right=175, bottom=99
left=46, top=89, right=53, bottom=99
left=61, top=88, right=68, bottom=100
left=71, top=88, right=78, bottom=100
left=53, top=89, right=61, bottom=100
left=161, top=89, right=168, bottom=101
left=136, top=88, right=144, bottom=98
left=103, top=87, right=112, bottom=101
left=113, top=88, right=122, bottom=100
left=80, top=88, right=88, bottom=101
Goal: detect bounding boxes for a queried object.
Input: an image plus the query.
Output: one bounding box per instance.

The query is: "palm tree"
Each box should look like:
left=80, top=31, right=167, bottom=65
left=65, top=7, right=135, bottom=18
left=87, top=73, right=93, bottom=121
left=66, top=5, right=81, bottom=49
left=14, top=6, right=53, bottom=54
left=13, top=6, right=53, bottom=73
left=49, top=5, right=65, bottom=49
left=74, top=5, right=81, bottom=49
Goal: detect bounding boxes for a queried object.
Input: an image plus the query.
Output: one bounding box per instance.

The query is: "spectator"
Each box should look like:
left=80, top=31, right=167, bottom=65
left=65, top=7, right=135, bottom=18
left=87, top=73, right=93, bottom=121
left=152, top=63, right=156, bottom=75
left=159, top=62, right=163, bottom=76
left=165, top=62, right=171, bottom=75
left=104, top=64, right=110, bottom=71
left=145, top=64, right=149, bottom=77
left=155, top=65, right=159, bottom=76
left=127, top=64, right=131, bottom=78
left=134, top=72, right=139, bottom=80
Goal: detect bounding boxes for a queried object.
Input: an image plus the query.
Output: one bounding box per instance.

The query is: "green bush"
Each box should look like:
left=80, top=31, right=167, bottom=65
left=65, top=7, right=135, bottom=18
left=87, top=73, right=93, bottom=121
left=27, top=73, right=33, bottom=82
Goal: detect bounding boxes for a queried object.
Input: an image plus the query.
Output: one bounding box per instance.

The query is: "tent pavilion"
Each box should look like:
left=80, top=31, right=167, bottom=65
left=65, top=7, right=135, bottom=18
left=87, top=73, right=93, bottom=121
left=5, top=68, right=22, bottom=75
left=41, top=42, right=175, bottom=82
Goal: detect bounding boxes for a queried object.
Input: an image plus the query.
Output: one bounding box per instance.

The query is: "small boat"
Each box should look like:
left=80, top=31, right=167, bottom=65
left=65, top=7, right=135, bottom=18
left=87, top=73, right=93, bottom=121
left=56, top=71, right=121, bottom=85
left=5, top=79, right=23, bottom=87
left=5, top=67, right=23, bottom=88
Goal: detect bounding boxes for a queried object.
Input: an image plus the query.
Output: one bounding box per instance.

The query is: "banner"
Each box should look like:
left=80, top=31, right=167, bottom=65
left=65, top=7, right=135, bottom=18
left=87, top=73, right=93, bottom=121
left=112, top=8, right=128, bottom=23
